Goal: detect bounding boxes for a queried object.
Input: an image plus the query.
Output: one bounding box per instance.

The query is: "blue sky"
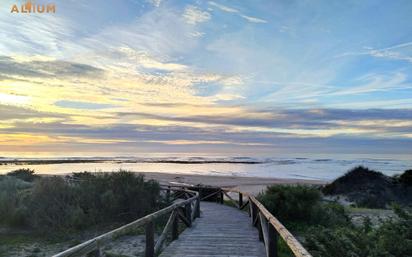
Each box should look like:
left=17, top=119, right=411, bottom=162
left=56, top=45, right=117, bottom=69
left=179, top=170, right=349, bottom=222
left=0, top=0, right=412, bottom=156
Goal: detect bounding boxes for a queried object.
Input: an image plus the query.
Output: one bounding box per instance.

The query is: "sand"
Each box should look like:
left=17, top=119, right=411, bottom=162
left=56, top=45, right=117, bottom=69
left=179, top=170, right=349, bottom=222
left=138, top=172, right=326, bottom=195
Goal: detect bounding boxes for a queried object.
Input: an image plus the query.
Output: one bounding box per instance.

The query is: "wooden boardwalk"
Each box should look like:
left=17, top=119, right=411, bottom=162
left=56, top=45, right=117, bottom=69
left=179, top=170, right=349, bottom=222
left=159, top=201, right=266, bottom=257
left=53, top=186, right=312, bottom=257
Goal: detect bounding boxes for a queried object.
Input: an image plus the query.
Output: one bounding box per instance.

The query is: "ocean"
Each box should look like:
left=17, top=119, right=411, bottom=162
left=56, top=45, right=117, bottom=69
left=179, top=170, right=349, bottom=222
left=1, top=154, right=411, bottom=181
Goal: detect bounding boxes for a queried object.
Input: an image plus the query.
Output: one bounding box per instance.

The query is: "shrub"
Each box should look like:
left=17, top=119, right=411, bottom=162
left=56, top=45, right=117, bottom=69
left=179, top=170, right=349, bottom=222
left=305, top=207, right=412, bottom=257
left=0, top=176, right=31, bottom=227
left=259, top=185, right=350, bottom=230
left=398, top=169, right=412, bottom=186
left=7, top=169, right=39, bottom=182
left=0, top=170, right=163, bottom=233
left=29, top=176, right=85, bottom=231
left=71, top=170, right=162, bottom=225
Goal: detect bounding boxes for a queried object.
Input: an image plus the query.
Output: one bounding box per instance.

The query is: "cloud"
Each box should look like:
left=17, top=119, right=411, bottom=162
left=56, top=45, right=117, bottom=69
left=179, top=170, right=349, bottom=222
left=54, top=100, right=116, bottom=110
left=116, top=108, right=412, bottom=138
left=0, top=56, right=104, bottom=79
left=183, top=5, right=211, bottom=25
left=330, top=72, right=412, bottom=96
left=0, top=104, right=62, bottom=121
left=208, top=1, right=267, bottom=23
left=239, top=15, right=267, bottom=24
left=1, top=106, right=412, bottom=154
left=335, top=41, right=412, bottom=63
left=147, top=0, right=162, bottom=7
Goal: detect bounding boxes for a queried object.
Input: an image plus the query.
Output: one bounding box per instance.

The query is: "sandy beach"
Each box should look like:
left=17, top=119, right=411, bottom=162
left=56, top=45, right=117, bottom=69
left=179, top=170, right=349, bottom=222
left=138, top=172, right=326, bottom=195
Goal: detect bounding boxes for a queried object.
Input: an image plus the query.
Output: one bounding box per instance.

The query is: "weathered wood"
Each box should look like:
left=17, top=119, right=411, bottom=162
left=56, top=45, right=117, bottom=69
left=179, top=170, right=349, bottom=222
left=222, top=191, right=239, bottom=207
left=249, top=199, right=254, bottom=220
left=253, top=206, right=260, bottom=227
left=259, top=212, right=269, bottom=250
left=166, top=186, right=171, bottom=202
left=195, top=199, right=200, bottom=218
left=185, top=203, right=192, bottom=227
left=55, top=184, right=311, bottom=257
left=190, top=200, right=199, bottom=221
left=267, top=220, right=279, bottom=257
left=200, top=189, right=221, bottom=201
left=145, top=221, right=155, bottom=257
left=53, top=188, right=199, bottom=257
left=159, top=202, right=266, bottom=257
left=257, top=214, right=264, bottom=242
left=172, top=211, right=179, bottom=240
left=177, top=208, right=191, bottom=227
left=250, top=196, right=312, bottom=257
left=240, top=200, right=249, bottom=210
left=154, top=211, right=176, bottom=255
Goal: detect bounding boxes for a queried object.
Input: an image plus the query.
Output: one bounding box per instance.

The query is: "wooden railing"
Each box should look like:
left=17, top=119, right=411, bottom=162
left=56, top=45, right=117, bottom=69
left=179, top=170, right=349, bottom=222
left=52, top=186, right=200, bottom=257
left=53, top=184, right=312, bottom=257
left=170, top=185, right=312, bottom=257
left=215, top=187, right=312, bottom=257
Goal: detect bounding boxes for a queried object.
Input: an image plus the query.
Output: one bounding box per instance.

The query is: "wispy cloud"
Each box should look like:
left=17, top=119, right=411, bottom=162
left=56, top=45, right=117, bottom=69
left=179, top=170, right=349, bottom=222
left=183, top=5, right=211, bottom=25
left=1, top=0, right=412, bottom=155
left=208, top=1, right=267, bottom=23
left=335, top=41, right=412, bottom=63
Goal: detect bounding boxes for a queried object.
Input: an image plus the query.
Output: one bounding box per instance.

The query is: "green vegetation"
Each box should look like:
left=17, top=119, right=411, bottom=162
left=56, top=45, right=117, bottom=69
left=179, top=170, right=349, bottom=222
left=4, top=168, right=39, bottom=182
left=0, top=170, right=163, bottom=233
left=258, top=185, right=348, bottom=230
left=398, top=169, right=412, bottom=186
left=323, top=166, right=412, bottom=208
left=258, top=167, right=412, bottom=257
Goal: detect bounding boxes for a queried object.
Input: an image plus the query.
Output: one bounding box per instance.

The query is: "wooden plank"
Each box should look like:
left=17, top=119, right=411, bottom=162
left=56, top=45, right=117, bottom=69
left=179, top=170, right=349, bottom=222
left=159, top=202, right=266, bottom=257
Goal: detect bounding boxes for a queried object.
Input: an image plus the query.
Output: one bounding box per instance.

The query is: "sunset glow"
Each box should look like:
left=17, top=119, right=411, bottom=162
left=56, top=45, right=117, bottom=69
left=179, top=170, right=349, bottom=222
left=1, top=0, right=412, bottom=156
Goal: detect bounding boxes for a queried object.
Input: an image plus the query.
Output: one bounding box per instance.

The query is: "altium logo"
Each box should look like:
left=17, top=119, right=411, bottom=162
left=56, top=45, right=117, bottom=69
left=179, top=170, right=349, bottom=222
left=11, top=1, right=56, bottom=14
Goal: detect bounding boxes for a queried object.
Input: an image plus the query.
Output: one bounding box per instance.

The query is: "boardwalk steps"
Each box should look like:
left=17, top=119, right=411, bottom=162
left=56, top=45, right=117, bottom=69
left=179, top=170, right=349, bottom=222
left=159, top=201, right=266, bottom=257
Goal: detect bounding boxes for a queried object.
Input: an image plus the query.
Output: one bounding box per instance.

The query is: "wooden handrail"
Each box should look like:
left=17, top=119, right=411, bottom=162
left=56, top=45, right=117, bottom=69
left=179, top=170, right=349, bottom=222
left=161, top=184, right=312, bottom=257
left=52, top=187, right=200, bottom=257
left=54, top=183, right=312, bottom=257
left=249, top=195, right=312, bottom=257
left=167, top=185, right=312, bottom=257
left=220, top=188, right=312, bottom=257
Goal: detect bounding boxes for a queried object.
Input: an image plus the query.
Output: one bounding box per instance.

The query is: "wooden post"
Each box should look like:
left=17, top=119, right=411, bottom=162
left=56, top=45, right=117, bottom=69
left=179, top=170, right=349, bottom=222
left=166, top=186, right=171, bottom=202
left=257, top=214, right=263, bottom=242
left=145, top=221, right=155, bottom=257
left=250, top=201, right=254, bottom=222
left=251, top=202, right=258, bottom=227
left=185, top=203, right=192, bottom=227
left=219, top=190, right=224, bottom=204
left=195, top=198, right=200, bottom=218
left=238, top=193, right=243, bottom=209
left=172, top=211, right=179, bottom=240
left=267, top=223, right=278, bottom=257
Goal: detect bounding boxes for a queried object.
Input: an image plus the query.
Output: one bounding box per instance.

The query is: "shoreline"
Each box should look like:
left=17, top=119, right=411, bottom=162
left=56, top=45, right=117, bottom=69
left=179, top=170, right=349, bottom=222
left=136, top=172, right=326, bottom=195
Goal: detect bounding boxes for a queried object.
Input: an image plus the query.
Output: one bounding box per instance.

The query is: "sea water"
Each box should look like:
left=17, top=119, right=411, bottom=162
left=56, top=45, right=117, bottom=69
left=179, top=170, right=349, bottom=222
left=1, top=154, right=411, bottom=181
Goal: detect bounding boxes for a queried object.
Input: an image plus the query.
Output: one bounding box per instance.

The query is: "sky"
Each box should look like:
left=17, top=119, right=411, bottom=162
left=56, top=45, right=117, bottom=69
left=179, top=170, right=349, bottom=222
left=0, top=0, right=412, bottom=157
